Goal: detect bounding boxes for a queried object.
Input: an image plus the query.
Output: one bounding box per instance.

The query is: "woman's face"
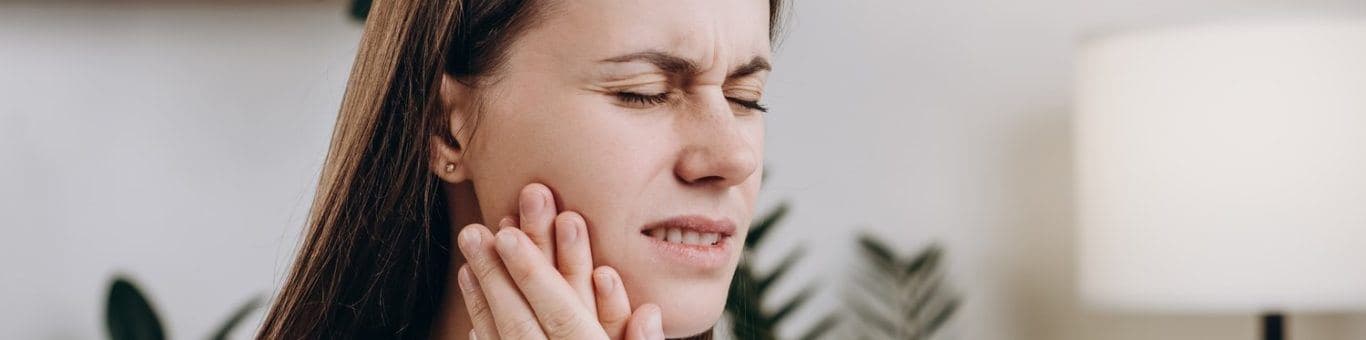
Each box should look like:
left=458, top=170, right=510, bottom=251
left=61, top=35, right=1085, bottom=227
left=450, top=0, right=771, bottom=337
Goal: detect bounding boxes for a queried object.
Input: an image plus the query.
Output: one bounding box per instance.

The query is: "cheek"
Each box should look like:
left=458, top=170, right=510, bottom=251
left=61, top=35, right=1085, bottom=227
left=467, top=90, right=673, bottom=225
left=546, top=113, right=670, bottom=234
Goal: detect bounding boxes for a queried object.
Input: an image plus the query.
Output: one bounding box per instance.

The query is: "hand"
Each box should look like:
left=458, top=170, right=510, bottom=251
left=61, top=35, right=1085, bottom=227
left=455, top=183, right=665, bottom=340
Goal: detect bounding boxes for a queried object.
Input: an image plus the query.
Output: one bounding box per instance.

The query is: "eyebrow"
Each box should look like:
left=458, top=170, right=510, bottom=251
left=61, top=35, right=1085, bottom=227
left=729, top=56, right=771, bottom=79
left=600, top=51, right=771, bottom=79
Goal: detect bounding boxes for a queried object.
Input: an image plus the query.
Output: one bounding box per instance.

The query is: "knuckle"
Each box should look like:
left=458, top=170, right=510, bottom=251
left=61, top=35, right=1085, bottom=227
left=553, top=212, right=575, bottom=227
left=560, top=266, right=589, bottom=279
left=469, top=304, right=491, bottom=319
left=467, top=302, right=493, bottom=323
left=472, top=259, right=503, bottom=279
left=508, top=260, right=546, bottom=284
left=599, top=307, right=630, bottom=325
left=542, top=309, right=587, bottom=339
left=601, top=307, right=631, bottom=324
left=508, top=263, right=535, bottom=283
left=558, top=257, right=589, bottom=275
left=506, top=317, right=543, bottom=339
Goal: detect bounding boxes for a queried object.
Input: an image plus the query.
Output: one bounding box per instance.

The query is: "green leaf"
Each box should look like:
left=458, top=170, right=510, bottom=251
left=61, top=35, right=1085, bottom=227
left=846, top=239, right=959, bottom=340
left=350, top=0, right=372, bottom=22
left=797, top=314, right=841, bottom=340
left=848, top=301, right=897, bottom=338
left=757, top=246, right=805, bottom=292
left=903, top=274, right=947, bottom=322
left=856, top=234, right=899, bottom=272
left=745, top=202, right=789, bottom=248
left=768, top=284, right=816, bottom=325
left=903, top=245, right=942, bottom=278
left=724, top=177, right=825, bottom=340
left=923, top=299, right=961, bottom=339
left=106, top=276, right=165, bottom=340
left=727, top=262, right=773, bottom=340
left=209, top=295, right=265, bottom=340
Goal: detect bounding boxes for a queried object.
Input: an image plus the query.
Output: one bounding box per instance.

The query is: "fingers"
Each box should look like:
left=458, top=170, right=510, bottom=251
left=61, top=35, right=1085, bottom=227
left=554, top=211, right=596, bottom=313
left=493, top=227, right=605, bottom=339
left=624, top=304, right=665, bottom=340
left=593, top=267, right=632, bottom=339
left=518, top=183, right=557, bottom=265
left=458, top=224, right=546, bottom=340
left=457, top=265, right=499, bottom=340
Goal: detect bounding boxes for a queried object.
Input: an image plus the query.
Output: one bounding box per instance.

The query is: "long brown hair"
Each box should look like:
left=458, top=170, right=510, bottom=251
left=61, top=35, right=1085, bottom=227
left=259, top=0, right=787, bottom=338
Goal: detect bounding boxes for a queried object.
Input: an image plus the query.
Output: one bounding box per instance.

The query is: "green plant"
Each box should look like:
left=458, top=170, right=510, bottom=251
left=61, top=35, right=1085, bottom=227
left=725, top=202, right=839, bottom=340
left=846, top=235, right=959, bottom=340
left=350, top=0, right=372, bottom=22
left=105, top=275, right=264, bottom=340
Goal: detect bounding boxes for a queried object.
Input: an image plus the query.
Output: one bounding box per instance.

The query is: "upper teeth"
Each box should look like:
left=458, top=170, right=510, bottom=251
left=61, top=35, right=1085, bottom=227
left=649, top=228, right=721, bottom=246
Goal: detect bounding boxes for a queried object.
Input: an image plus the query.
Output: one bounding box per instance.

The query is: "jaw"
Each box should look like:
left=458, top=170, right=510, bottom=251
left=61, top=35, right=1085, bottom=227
left=605, top=241, right=742, bottom=338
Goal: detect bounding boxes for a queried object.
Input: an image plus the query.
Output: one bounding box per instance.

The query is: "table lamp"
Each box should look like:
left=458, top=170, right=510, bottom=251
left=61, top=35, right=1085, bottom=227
left=1075, top=18, right=1366, bottom=340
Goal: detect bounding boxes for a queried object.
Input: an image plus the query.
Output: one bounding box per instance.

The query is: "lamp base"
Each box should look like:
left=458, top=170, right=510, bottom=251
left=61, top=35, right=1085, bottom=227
left=1262, top=313, right=1285, bottom=340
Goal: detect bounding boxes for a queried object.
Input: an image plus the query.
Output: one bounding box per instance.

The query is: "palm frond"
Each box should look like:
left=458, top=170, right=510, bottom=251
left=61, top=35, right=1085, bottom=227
left=845, top=234, right=959, bottom=340
left=350, top=0, right=372, bottom=22
left=208, top=295, right=265, bottom=340
left=919, top=299, right=960, bottom=339
left=745, top=202, right=789, bottom=248
left=847, top=299, right=898, bottom=338
left=725, top=200, right=839, bottom=340
left=797, top=314, right=841, bottom=340
left=106, top=276, right=165, bottom=340
left=768, top=284, right=817, bottom=325
left=757, top=245, right=804, bottom=292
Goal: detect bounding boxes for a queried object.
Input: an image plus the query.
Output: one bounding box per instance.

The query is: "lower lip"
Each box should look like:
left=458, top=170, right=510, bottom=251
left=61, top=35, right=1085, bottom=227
left=641, top=233, right=735, bottom=269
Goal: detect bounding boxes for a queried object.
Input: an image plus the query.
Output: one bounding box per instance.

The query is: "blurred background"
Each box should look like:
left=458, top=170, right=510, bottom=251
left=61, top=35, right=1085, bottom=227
left=3, top=0, right=1365, bottom=339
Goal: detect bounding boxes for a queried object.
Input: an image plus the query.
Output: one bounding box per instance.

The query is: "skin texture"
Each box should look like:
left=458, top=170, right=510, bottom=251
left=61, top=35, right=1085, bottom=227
left=431, top=0, right=771, bottom=337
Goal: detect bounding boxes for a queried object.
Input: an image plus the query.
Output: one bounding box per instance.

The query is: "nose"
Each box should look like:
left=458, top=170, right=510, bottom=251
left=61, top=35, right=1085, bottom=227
left=672, top=94, right=759, bottom=188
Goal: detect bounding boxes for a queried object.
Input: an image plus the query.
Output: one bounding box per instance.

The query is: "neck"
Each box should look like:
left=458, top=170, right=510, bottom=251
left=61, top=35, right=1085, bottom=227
left=432, top=180, right=482, bottom=339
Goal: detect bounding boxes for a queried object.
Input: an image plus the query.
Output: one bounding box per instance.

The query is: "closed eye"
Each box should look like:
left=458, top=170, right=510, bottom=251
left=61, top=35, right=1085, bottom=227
left=615, top=91, right=671, bottom=107
left=727, top=97, right=768, bottom=113
left=614, top=91, right=768, bottom=113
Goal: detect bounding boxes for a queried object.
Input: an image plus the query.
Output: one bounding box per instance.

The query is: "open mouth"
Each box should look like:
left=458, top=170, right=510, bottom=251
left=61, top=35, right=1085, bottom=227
left=638, top=215, right=738, bottom=269
left=643, top=227, right=725, bottom=246
left=640, top=215, right=736, bottom=247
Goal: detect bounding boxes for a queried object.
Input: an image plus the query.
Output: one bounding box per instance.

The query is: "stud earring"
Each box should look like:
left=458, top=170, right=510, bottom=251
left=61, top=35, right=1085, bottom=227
left=444, top=163, right=456, bottom=172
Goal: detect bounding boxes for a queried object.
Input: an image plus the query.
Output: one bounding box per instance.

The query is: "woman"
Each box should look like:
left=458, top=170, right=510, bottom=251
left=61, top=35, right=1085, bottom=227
left=259, top=0, right=786, bottom=338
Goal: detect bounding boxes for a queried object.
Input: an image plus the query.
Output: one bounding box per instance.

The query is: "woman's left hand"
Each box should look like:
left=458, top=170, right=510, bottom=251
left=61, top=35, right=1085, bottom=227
left=455, top=183, right=665, bottom=340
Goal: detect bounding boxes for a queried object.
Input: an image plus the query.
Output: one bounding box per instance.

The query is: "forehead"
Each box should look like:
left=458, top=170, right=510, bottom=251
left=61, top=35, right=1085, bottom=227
left=518, top=0, right=772, bottom=71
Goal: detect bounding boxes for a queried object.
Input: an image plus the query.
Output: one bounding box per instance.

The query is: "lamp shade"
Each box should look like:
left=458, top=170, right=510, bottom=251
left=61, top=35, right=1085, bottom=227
left=1076, top=18, right=1366, bottom=312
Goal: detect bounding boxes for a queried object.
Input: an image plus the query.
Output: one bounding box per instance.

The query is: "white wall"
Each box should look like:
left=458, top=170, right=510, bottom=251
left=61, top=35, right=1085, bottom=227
left=0, top=2, right=359, bottom=339
left=3, top=1, right=1365, bottom=340
left=760, top=1, right=1366, bottom=339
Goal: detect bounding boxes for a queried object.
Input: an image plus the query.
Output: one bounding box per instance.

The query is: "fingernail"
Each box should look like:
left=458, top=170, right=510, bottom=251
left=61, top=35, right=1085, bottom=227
left=556, top=216, right=578, bottom=244
left=459, top=226, right=482, bottom=250
left=496, top=229, right=519, bottom=255
left=499, top=216, right=515, bottom=229
left=520, top=186, right=543, bottom=215
left=469, top=329, right=477, bottom=340
left=458, top=265, right=478, bottom=292
left=646, top=305, right=664, bottom=339
left=593, top=269, right=615, bottom=294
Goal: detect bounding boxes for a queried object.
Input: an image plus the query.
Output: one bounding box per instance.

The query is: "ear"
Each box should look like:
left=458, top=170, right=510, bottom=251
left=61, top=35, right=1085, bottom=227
left=430, top=73, right=475, bottom=184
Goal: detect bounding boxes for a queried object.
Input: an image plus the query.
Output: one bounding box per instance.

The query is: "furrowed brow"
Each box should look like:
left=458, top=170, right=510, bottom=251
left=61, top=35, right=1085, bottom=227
left=728, top=56, right=771, bottom=79
left=600, top=51, right=698, bottom=76
left=600, top=51, right=771, bottom=80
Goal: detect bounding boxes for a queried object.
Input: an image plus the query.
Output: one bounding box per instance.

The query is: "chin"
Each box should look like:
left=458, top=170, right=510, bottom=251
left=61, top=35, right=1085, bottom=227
left=650, top=276, right=733, bottom=338
left=625, top=266, right=737, bottom=337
